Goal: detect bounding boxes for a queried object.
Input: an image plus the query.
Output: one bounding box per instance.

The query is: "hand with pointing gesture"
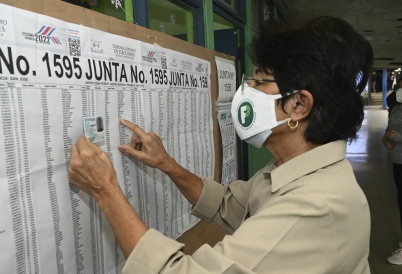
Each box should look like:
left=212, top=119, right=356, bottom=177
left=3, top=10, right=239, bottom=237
left=118, top=118, right=176, bottom=173
left=69, top=118, right=202, bottom=210
left=119, top=118, right=202, bottom=206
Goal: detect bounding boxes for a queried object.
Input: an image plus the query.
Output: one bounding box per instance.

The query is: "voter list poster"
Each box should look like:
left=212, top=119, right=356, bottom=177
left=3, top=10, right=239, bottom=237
left=0, top=4, right=214, bottom=273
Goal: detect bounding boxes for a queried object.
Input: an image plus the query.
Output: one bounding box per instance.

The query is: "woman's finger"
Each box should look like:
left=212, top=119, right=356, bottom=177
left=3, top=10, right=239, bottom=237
left=76, top=134, right=93, bottom=153
left=85, top=137, right=104, bottom=156
left=118, top=144, right=145, bottom=160
left=130, top=135, right=141, bottom=149
left=120, top=118, right=147, bottom=140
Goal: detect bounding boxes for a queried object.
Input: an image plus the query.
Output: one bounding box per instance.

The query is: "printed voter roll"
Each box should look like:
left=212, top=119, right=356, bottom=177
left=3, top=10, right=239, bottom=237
left=83, top=116, right=105, bottom=142
left=218, top=110, right=236, bottom=184
left=0, top=3, right=214, bottom=274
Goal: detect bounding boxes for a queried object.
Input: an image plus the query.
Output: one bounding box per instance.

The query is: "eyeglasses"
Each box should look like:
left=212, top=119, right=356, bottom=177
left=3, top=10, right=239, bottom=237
left=241, top=74, right=299, bottom=97
left=241, top=74, right=276, bottom=92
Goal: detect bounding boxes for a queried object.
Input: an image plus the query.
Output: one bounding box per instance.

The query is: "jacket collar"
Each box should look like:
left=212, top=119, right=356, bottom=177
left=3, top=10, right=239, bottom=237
left=265, top=140, right=347, bottom=192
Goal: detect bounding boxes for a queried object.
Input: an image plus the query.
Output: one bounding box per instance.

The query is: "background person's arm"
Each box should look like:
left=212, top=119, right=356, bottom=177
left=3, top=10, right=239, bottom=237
left=384, top=129, right=402, bottom=144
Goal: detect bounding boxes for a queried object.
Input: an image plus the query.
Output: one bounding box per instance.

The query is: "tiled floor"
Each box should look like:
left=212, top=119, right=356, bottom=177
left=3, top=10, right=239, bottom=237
left=347, top=106, right=402, bottom=273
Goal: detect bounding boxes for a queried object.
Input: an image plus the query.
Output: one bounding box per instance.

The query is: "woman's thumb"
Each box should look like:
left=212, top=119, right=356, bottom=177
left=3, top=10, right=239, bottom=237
left=118, top=144, right=138, bottom=158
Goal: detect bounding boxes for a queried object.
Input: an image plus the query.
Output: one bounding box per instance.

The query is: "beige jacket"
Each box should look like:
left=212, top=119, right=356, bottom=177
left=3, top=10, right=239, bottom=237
left=123, top=140, right=371, bottom=273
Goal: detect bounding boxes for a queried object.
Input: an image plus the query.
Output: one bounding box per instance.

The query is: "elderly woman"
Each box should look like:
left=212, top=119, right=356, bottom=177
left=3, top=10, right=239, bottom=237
left=69, top=16, right=373, bottom=273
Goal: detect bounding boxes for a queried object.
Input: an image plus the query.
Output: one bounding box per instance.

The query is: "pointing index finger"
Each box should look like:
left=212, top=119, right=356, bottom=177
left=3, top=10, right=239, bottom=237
left=120, top=118, right=147, bottom=139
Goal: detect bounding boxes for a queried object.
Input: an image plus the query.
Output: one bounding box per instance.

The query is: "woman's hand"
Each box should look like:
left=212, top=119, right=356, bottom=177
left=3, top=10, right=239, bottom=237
left=69, top=135, right=148, bottom=258
left=118, top=118, right=175, bottom=172
left=69, top=135, right=120, bottom=211
left=119, top=118, right=203, bottom=206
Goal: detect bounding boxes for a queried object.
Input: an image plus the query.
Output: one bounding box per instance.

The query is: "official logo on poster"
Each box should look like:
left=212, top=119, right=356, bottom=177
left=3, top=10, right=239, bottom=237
left=91, top=40, right=103, bottom=54
left=112, top=44, right=136, bottom=60
left=142, top=51, right=158, bottom=63
left=37, top=26, right=62, bottom=44
left=195, top=63, right=204, bottom=73
left=0, top=19, right=7, bottom=37
left=22, top=26, right=62, bottom=45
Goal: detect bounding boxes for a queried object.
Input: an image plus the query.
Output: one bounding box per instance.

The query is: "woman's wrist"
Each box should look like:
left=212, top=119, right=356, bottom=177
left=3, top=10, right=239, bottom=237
left=159, top=156, right=179, bottom=175
left=96, top=178, right=126, bottom=213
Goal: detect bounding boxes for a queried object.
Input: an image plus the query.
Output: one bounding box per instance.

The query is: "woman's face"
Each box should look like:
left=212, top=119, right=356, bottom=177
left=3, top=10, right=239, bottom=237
left=248, top=71, right=292, bottom=124
left=246, top=69, right=314, bottom=150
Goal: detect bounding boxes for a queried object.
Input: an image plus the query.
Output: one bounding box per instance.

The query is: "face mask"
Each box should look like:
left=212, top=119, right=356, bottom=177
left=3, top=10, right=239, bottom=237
left=231, top=82, right=296, bottom=148
left=397, top=88, right=402, bottom=103
left=243, top=129, right=272, bottom=148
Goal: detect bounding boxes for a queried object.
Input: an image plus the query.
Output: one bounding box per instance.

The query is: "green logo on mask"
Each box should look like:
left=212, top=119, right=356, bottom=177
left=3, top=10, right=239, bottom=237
left=237, top=101, right=254, bottom=128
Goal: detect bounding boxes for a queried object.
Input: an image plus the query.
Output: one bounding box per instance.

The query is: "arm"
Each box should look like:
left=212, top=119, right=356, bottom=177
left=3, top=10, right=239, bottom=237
left=119, top=118, right=253, bottom=232
left=192, top=177, right=254, bottom=233
left=382, top=131, right=394, bottom=149
left=123, top=195, right=338, bottom=274
left=68, top=136, right=148, bottom=259
left=384, top=129, right=402, bottom=145
left=68, top=119, right=252, bottom=262
left=68, top=119, right=206, bottom=258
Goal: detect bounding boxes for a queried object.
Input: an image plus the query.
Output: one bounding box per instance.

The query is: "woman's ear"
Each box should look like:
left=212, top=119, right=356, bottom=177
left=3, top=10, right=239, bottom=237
left=290, top=90, right=313, bottom=121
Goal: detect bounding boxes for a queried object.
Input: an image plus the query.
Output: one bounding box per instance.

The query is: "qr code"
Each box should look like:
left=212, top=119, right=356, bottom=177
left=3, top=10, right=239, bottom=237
left=161, top=54, right=167, bottom=69
left=220, top=113, right=227, bottom=120
left=68, top=37, right=81, bottom=57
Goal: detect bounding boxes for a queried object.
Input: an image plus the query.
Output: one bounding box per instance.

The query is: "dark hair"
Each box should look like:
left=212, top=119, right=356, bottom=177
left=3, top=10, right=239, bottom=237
left=248, top=16, right=374, bottom=145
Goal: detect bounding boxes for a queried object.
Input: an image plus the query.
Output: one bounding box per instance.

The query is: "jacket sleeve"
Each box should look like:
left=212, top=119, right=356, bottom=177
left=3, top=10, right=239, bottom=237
left=121, top=175, right=257, bottom=274
left=122, top=228, right=257, bottom=274
left=122, top=195, right=338, bottom=274
left=191, top=172, right=258, bottom=233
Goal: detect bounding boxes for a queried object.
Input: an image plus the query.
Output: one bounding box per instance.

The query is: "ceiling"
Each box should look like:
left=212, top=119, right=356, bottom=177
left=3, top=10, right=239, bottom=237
left=272, top=0, right=402, bottom=69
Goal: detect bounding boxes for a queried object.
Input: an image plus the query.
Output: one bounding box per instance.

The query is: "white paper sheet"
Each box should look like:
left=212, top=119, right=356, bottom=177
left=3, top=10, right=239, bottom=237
left=217, top=110, right=236, bottom=184
left=215, top=56, right=236, bottom=102
left=0, top=4, right=214, bottom=273
left=215, top=56, right=236, bottom=184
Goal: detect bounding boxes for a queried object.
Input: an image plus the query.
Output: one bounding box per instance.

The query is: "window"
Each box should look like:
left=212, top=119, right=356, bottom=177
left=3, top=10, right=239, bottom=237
left=148, top=0, right=195, bottom=43
left=217, top=0, right=238, bottom=14
left=92, top=0, right=132, bottom=22
left=63, top=0, right=133, bottom=23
